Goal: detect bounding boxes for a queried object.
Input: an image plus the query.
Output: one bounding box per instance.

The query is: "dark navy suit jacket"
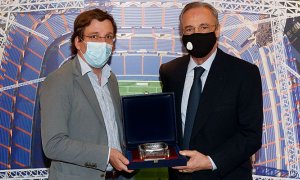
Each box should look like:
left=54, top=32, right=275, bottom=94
left=159, top=49, right=263, bottom=180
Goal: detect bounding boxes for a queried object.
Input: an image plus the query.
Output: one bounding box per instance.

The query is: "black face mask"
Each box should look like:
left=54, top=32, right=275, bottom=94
left=182, top=32, right=217, bottom=58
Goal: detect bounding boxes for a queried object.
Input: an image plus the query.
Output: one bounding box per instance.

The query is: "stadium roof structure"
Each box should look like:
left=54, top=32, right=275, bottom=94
left=0, top=0, right=300, bottom=179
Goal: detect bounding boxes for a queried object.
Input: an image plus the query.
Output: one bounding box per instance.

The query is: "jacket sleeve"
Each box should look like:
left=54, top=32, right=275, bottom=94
left=159, top=63, right=169, bottom=92
left=39, top=73, right=109, bottom=171
left=210, top=64, right=263, bottom=176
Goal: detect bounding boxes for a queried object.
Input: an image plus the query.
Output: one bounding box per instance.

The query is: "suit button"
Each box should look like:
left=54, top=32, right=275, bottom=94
left=84, top=162, right=91, bottom=167
left=100, top=174, right=105, bottom=177
left=92, top=163, right=97, bottom=168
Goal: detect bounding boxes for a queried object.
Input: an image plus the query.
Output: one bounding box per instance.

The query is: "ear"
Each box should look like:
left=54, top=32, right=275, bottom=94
left=112, top=41, right=116, bottom=52
left=74, top=36, right=81, bottom=50
left=215, top=24, right=221, bottom=39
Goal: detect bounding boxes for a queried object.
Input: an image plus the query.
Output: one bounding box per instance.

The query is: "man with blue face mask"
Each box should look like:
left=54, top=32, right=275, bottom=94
left=39, top=9, right=134, bottom=180
left=159, top=2, right=263, bottom=180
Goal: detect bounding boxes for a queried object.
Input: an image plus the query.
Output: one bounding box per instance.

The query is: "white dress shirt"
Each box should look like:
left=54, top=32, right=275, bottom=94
left=181, top=49, right=217, bottom=170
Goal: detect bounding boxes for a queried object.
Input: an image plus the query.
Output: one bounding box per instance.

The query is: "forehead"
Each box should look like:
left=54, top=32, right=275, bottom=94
left=182, top=7, right=216, bottom=26
left=84, top=19, right=114, bottom=34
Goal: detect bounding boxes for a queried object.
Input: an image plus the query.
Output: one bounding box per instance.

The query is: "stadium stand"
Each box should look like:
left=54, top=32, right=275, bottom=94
left=0, top=1, right=300, bottom=179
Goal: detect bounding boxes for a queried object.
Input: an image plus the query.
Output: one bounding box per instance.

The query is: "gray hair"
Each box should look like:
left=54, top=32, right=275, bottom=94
left=179, top=2, right=219, bottom=33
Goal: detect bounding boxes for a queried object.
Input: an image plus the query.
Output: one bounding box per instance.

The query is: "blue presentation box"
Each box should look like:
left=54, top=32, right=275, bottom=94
left=121, top=93, right=187, bottom=170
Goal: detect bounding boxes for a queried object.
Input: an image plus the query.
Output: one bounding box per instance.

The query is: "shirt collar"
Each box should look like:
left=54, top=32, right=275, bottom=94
left=77, top=55, right=111, bottom=86
left=187, top=48, right=217, bottom=74
left=78, top=55, right=91, bottom=75
left=101, top=64, right=111, bottom=86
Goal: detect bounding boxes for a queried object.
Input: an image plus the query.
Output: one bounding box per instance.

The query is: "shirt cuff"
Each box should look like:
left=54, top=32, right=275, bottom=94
left=207, top=156, right=217, bottom=171
left=107, top=148, right=111, bottom=165
left=106, top=148, right=114, bottom=171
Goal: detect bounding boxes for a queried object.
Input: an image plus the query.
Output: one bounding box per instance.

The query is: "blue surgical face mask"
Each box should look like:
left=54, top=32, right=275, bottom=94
left=81, top=41, right=112, bottom=68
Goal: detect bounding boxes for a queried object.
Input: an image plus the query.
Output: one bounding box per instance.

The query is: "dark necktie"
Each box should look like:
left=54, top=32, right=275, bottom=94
left=183, top=66, right=205, bottom=149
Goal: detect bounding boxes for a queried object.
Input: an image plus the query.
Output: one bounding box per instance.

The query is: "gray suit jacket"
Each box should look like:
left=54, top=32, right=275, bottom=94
left=40, top=56, right=124, bottom=180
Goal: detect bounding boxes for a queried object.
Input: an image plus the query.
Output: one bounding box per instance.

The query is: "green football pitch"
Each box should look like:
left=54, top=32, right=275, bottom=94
left=134, top=168, right=168, bottom=180
left=118, top=80, right=162, bottom=96
left=118, top=80, right=168, bottom=179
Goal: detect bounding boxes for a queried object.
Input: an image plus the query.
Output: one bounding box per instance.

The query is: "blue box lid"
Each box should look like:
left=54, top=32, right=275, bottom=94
left=121, top=93, right=178, bottom=149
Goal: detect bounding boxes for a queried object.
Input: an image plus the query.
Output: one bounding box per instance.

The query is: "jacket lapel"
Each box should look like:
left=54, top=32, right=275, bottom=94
left=191, top=49, right=229, bottom=138
left=107, top=76, right=126, bottom=149
left=174, top=56, right=190, bottom=144
left=174, top=56, right=190, bottom=105
left=107, top=76, right=119, bottom=117
left=72, top=57, right=105, bottom=122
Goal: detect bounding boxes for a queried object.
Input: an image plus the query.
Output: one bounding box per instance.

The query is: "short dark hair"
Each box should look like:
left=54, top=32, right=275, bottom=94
left=179, top=2, right=219, bottom=34
left=70, top=8, right=117, bottom=55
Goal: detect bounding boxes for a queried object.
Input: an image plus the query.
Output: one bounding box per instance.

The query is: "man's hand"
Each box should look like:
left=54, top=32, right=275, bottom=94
left=173, top=150, right=213, bottom=173
left=109, top=148, right=134, bottom=173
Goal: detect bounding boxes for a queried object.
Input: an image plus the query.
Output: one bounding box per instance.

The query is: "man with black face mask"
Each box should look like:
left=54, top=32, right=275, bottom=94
left=159, top=2, right=263, bottom=180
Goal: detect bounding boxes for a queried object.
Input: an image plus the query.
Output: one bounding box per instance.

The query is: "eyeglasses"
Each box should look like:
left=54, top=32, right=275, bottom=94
left=83, top=34, right=115, bottom=43
left=183, top=24, right=217, bottom=35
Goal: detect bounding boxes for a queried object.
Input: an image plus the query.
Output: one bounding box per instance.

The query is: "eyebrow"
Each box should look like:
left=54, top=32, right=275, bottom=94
left=185, top=23, right=212, bottom=28
left=184, top=25, right=194, bottom=29
left=85, top=32, right=99, bottom=34
left=85, top=32, right=114, bottom=37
